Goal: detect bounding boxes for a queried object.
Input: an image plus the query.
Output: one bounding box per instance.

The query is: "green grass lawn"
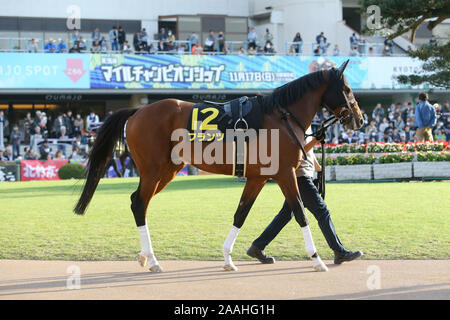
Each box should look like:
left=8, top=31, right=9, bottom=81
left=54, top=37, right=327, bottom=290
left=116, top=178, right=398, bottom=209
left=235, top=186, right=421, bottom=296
left=0, top=176, right=449, bottom=261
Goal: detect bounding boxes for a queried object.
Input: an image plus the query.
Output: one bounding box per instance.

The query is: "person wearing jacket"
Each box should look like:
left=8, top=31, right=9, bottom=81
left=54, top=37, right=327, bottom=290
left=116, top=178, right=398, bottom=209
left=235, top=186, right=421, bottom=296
left=414, top=93, right=437, bottom=141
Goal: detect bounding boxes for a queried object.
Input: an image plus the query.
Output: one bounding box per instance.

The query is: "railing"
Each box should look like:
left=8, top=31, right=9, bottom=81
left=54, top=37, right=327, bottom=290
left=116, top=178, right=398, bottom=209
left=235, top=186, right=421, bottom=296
left=0, top=36, right=410, bottom=56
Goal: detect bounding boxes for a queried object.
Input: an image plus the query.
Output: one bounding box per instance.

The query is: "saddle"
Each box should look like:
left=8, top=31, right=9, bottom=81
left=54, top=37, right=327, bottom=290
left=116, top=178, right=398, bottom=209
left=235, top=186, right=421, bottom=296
left=187, top=96, right=264, bottom=177
left=204, top=96, right=253, bottom=130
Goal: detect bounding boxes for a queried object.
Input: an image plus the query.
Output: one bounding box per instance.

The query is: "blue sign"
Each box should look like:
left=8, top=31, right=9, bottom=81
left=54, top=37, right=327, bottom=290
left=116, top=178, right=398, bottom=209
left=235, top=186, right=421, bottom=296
left=0, top=53, right=90, bottom=89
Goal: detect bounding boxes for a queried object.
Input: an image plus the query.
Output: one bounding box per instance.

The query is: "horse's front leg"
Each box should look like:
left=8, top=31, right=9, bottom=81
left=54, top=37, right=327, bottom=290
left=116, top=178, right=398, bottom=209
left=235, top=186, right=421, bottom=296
left=223, top=177, right=267, bottom=271
left=276, top=169, right=328, bottom=272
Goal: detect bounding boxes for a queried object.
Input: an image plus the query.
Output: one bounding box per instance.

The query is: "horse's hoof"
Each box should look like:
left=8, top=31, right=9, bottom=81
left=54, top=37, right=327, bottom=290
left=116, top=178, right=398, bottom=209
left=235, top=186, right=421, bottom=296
left=149, top=264, right=163, bottom=273
left=223, top=263, right=238, bottom=271
left=137, top=253, right=148, bottom=268
left=313, top=261, right=329, bottom=272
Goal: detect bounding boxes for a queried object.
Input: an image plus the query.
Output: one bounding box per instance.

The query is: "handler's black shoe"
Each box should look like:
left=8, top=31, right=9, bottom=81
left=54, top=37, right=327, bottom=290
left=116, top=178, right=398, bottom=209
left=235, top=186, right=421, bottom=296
left=247, top=245, right=275, bottom=264
left=334, top=250, right=363, bottom=265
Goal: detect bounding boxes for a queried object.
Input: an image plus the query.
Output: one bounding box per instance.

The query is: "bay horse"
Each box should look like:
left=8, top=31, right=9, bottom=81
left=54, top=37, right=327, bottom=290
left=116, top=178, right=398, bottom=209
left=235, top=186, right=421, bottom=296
left=74, top=60, right=363, bottom=272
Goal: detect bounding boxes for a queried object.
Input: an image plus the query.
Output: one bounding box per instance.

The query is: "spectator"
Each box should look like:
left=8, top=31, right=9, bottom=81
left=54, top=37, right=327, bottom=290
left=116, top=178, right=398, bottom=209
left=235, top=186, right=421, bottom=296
left=166, top=41, right=176, bottom=53
left=247, top=27, right=258, bottom=50
left=191, top=43, right=203, bottom=55
left=264, top=28, right=273, bottom=43
left=384, top=35, right=394, bottom=55
left=54, top=149, right=65, bottom=160
left=157, top=39, right=167, bottom=52
left=10, top=125, right=22, bottom=158
left=86, top=111, right=100, bottom=131
left=78, top=37, right=87, bottom=52
left=264, top=40, right=275, bottom=54
left=28, top=39, right=39, bottom=52
left=350, top=46, right=359, bottom=56
left=64, top=111, right=74, bottom=137
left=53, top=114, right=64, bottom=138
left=217, top=31, right=225, bottom=52
left=256, top=45, right=264, bottom=55
left=73, top=113, right=84, bottom=137
left=57, top=126, right=68, bottom=157
left=39, top=140, right=51, bottom=161
left=292, top=32, right=303, bottom=54
left=350, top=33, right=359, bottom=48
left=414, top=92, right=436, bottom=141
left=434, top=128, right=445, bottom=141
left=91, top=40, right=101, bottom=53
left=141, top=28, right=149, bottom=44
left=391, top=128, right=401, bottom=142
left=109, top=26, right=119, bottom=52
left=403, top=125, right=414, bottom=142
left=224, top=43, right=232, bottom=54
left=0, top=149, right=6, bottom=161
left=72, top=29, right=81, bottom=44
left=69, top=43, right=80, bottom=53
left=167, top=30, right=176, bottom=43
left=4, top=146, right=14, bottom=161
left=24, top=148, right=37, bottom=160
left=72, top=136, right=87, bottom=158
left=44, top=39, right=56, bottom=53
left=333, top=44, right=340, bottom=56
left=158, top=28, right=167, bottom=42
left=123, top=40, right=132, bottom=53
left=91, top=27, right=101, bottom=43
left=188, top=32, right=199, bottom=46
left=29, top=126, right=42, bottom=153
left=319, top=37, right=330, bottom=55
left=100, top=37, right=108, bottom=52
left=204, top=30, right=215, bottom=52
left=0, top=110, right=6, bottom=150
left=316, top=32, right=325, bottom=44
left=69, top=146, right=84, bottom=162
left=118, top=26, right=126, bottom=51
left=372, top=103, right=384, bottom=119
left=238, top=46, right=246, bottom=55
left=57, top=39, right=68, bottom=53
left=133, top=31, right=142, bottom=52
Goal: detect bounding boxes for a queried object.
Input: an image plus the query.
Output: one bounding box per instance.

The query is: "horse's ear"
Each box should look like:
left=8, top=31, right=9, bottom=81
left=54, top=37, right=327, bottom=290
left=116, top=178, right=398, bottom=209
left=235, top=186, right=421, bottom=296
left=338, top=59, right=349, bottom=79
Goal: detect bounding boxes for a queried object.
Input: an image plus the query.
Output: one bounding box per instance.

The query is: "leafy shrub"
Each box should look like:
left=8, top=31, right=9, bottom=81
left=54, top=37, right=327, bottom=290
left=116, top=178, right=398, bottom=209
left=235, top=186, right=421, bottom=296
left=378, top=153, right=413, bottom=164
left=58, top=163, right=86, bottom=179
left=416, top=152, right=450, bottom=162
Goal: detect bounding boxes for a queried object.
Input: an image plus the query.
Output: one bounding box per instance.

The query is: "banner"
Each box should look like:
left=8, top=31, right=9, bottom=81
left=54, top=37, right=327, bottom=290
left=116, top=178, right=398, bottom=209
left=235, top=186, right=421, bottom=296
left=90, top=54, right=369, bottom=90
left=0, top=52, right=430, bottom=90
left=20, top=160, right=68, bottom=181
left=0, top=53, right=90, bottom=89
left=0, top=161, right=18, bottom=181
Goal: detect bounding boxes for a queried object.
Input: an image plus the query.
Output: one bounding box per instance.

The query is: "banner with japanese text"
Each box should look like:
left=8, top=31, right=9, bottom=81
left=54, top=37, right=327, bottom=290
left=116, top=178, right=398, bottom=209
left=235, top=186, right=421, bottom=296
left=20, top=160, right=68, bottom=181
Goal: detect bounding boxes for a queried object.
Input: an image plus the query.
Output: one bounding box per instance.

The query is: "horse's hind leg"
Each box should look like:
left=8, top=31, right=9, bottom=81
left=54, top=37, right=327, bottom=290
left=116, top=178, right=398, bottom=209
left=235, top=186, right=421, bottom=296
left=276, top=170, right=328, bottom=272
left=131, top=174, right=163, bottom=272
left=131, top=164, right=184, bottom=272
left=223, top=177, right=266, bottom=271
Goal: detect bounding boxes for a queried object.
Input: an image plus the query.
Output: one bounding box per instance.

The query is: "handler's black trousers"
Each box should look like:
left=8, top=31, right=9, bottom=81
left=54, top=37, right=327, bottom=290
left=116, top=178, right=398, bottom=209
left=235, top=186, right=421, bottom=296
left=253, top=176, right=346, bottom=253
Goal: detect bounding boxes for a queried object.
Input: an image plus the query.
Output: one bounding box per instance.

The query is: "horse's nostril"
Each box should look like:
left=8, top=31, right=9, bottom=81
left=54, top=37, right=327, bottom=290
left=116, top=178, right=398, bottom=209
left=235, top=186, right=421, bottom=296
left=359, top=118, right=363, bottom=125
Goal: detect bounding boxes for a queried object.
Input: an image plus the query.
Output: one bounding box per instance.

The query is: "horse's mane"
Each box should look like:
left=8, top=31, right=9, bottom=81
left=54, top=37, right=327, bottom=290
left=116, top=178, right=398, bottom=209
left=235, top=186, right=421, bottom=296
left=260, top=69, right=330, bottom=113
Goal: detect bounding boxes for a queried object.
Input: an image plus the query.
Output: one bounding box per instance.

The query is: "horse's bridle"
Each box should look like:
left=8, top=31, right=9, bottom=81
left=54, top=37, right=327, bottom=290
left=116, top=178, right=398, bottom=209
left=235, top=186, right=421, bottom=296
left=326, top=89, right=358, bottom=125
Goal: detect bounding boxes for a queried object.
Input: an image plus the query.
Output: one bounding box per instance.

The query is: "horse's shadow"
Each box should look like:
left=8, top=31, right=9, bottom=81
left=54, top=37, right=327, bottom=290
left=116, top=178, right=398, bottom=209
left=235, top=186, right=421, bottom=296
left=0, top=262, right=312, bottom=297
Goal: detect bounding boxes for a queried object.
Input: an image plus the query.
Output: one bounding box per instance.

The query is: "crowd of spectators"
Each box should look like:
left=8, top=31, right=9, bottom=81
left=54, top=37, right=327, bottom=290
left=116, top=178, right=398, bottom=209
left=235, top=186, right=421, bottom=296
left=0, top=109, right=101, bottom=162
left=1, top=97, right=449, bottom=163
left=313, top=99, right=450, bottom=145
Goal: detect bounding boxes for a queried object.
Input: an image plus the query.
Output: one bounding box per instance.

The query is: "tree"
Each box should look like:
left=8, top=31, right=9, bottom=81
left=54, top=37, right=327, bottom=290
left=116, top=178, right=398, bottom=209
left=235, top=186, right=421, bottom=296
left=360, top=0, right=450, bottom=89
left=361, top=0, right=450, bottom=42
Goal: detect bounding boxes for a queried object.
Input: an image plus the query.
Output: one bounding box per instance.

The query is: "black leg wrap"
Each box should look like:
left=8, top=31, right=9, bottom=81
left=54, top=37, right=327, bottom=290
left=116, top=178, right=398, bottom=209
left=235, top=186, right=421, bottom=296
left=130, top=188, right=146, bottom=227
left=292, top=199, right=309, bottom=227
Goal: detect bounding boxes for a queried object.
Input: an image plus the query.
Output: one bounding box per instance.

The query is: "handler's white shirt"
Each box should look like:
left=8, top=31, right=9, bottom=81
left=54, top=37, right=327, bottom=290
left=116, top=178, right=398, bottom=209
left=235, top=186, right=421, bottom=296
left=296, top=127, right=316, bottom=178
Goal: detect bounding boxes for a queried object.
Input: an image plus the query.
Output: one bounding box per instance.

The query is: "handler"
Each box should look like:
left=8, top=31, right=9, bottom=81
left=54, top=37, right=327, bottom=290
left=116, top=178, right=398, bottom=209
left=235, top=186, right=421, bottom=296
left=247, top=127, right=362, bottom=265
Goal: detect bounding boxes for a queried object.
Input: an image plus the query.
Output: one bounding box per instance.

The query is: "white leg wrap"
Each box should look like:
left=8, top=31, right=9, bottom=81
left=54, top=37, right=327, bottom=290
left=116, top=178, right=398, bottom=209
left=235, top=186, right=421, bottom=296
left=138, top=224, right=158, bottom=267
left=223, top=226, right=240, bottom=265
left=301, top=225, right=317, bottom=258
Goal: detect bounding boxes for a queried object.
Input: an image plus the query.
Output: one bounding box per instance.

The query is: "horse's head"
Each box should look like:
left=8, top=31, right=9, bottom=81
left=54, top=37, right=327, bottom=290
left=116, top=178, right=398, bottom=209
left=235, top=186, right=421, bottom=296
left=322, top=60, right=363, bottom=130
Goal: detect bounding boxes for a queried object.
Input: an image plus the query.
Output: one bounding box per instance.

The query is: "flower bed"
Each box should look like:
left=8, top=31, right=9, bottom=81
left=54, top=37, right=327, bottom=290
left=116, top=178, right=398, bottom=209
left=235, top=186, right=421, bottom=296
left=314, top=141, right=449, bottom=154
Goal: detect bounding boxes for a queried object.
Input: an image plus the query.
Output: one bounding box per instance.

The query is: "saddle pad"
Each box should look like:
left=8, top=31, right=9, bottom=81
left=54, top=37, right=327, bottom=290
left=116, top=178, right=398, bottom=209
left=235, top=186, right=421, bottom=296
left=187, top=96, right=263, bottom=142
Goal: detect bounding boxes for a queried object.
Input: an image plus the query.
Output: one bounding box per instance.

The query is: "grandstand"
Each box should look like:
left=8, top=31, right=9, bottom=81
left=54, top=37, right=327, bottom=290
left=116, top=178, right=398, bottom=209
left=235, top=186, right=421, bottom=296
left=0, top=0, right=449, bottom=168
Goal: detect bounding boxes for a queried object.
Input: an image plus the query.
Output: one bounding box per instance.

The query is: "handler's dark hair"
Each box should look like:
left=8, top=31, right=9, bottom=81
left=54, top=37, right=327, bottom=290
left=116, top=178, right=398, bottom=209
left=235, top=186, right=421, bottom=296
left=419, top=92, right=428, bottom=101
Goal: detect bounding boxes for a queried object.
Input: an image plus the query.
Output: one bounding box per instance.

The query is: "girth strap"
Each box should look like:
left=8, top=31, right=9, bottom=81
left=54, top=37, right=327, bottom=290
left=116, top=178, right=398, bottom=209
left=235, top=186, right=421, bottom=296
left=277, top=105, right=308, bottom=161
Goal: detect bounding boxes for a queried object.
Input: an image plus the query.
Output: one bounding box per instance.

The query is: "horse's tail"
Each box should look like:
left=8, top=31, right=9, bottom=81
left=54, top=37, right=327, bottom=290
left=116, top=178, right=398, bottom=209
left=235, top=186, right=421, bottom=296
left=74, top=108, right=138, bottom=215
